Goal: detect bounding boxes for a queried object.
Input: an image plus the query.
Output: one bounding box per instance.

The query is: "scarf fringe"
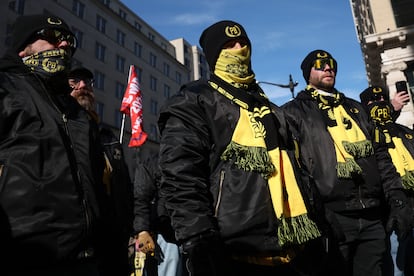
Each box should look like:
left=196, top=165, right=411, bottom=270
left=277, top=214, right=321, bottom=246
left=342, top=140, right=373, bottom=159
left=336, top=158, right=363, bottom=178
left=221, top=141, right=275, bottom=178
left=402, top=170, right=414, bottom=190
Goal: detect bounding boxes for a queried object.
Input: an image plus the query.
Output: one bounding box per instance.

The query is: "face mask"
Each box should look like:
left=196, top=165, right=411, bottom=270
left=368, top=101, right=392, bottom=123
left=23, top=48, right=70, bottom=78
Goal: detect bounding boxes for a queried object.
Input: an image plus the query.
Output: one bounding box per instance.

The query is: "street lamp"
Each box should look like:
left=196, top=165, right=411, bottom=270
left=257, top=74, right=298, bottom=99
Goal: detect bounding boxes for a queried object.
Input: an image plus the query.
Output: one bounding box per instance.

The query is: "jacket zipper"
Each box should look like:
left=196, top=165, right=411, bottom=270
left=62, top=113, right=91, bottom=234
left=214, top=170, right=225, bottom=217
left=358, top=184, right=366, bottom=208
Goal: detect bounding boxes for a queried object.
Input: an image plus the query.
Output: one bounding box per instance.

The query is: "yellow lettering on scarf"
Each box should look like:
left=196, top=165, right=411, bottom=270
left=388, top=137, right=414, bottom=177
left=232, top=107, right=266, bottom=147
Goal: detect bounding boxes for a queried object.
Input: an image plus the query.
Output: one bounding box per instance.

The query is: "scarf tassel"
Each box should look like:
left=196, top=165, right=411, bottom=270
left=402, top=170, right=414, bottom=190
left=221, top=141, right=275, bottom=178
left=342, top=140, right=373, bottom=159
left=277, top=214, right=321, bottom=246
left=336, top=158, right=363, bottom=178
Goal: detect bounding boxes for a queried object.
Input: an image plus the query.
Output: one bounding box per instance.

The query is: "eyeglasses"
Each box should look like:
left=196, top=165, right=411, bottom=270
left=68, top=78, right=94, bottom=89
left=36, top=29, right=78, bottom=49
left=313, top=58, right=336, bottom=71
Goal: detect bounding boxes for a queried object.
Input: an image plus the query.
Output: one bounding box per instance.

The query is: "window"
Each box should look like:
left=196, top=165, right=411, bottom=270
left=115, top=81, right=125, bottom=99
left=163, top=62, right=170, bottom=77
left=72, top=27, right=83, bottom=48
left=149, top=53, right=157, bottom=68
left=116, top=29, right=126, bottom=46
left=149, top=123, right=158, bottom=142
left=391, top=0, right=414, bottom=27
left=164, top=84, right=171, bottom=98
left=8, top=0, right=25, bottom=14
left=96, top=15, right=107, bottom=33
left=184, top=58, right=190, bottom=69
left=94, top=71, right=105, bottom=90
left=137, top=67, right=143, bottom=83
left=115, top=110, right=123, bottom=128
left=175, top=72, right=182, bottom=85
left=148, top=32, right=155, bottom=42
left=72, top=0, right=85, bottom=18
left=95, top=42, right=106, bottom=62
left=119, top=9, right=127, bottom=19
left=184, top=44, right=189, bottom=53
left=134, top=42, right=142, bottom=57
left=96, top=102, right=104, bottom=121
left=150, top=76, right=157, bottom=92
left=134, top=21, right=141, bottom=31
left=100, top=0, right=110, bottom=6
left=116, top=55, right=125, bottom=73
left=150, top=99, right=158, bottom=115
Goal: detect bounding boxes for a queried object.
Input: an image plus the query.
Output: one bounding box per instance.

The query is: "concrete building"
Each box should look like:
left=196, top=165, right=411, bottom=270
left=1, top=0, right=208, bottom=168
left=350, top=0, right=414, bottom=127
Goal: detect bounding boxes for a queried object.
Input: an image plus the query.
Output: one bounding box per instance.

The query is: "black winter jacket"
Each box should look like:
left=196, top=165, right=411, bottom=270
left=0, top=52, right=105, bottom=268
left=158, top=80, right=319, bottom=255
left=282, top=90, right=402, bottom=213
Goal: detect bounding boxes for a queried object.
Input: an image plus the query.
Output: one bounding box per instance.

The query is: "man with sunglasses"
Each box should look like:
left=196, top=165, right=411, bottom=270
left=68, top=67, right=134, bottom=276
left=282, top=50, right=412, bottom=275
left=0, top=14, right=108, bottom=275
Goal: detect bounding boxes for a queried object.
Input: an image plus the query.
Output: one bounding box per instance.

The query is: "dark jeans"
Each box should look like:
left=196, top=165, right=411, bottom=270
left=332, top=210, right=386, bottom=276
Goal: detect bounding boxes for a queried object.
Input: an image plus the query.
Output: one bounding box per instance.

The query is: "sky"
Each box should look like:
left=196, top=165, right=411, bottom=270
left=121, top=0, right=368, bottom=106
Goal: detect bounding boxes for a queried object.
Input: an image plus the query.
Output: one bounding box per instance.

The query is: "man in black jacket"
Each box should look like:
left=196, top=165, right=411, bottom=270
left=360, top=86, right=414, bottom=276
left=158, top=20, right=323, bottom=276
left=0, top=14, right=107, bottom=275
left=282, top=49, right=412, bottom=275
left=68, top=67, right=134, bottom=276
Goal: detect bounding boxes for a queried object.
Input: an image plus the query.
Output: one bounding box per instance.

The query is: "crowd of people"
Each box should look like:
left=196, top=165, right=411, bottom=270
left=0, top=12, right=413, bottom=276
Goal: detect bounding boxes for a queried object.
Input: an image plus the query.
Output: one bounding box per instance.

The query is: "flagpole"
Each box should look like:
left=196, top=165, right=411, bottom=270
left=119, top=65, right=134, bottom=144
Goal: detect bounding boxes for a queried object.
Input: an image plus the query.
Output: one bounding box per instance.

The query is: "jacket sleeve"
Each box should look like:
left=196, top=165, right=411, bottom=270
left=158, top=89, right=218, bottom=243
left=133, top=163, right=156, bottom=234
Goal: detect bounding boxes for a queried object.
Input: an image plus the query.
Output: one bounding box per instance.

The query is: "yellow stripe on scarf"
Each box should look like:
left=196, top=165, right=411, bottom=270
left=388, top=137, right=414, bottom=190
left=327, top=105, right=372, bottom=178
left=223, top=107, right=320, bottom=246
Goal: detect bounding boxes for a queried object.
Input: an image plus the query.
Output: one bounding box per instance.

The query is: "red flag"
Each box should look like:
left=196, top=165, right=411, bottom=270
left=120, top=65, right=147, bottom=147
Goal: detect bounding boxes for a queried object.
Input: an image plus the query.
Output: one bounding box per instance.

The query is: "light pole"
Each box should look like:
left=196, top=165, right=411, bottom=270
left=257, top=74, right=298, bottom=99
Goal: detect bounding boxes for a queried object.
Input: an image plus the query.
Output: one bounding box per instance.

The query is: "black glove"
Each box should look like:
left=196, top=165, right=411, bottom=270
left=181, top=230, right=225, bottom=276
left=386, top=190, right=413, bottom=242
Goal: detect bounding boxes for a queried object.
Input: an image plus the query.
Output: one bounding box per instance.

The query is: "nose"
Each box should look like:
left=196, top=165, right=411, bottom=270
left=77, top=79, right=88, bottom=89
left=323, top=63, right=334, bottom=72
left=233, top=42, right=242, bottom=49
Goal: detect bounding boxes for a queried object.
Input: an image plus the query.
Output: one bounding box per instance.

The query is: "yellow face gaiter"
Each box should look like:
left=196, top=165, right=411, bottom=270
left=214, top=45, right=255, bottom=89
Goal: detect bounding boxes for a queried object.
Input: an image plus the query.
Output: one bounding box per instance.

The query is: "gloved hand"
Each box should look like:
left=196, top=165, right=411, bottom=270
left=181, top=230, right=224, bottom=276
left=386, top=190, right=413, bottom=242
left=136, top=231, right=155, bottom=255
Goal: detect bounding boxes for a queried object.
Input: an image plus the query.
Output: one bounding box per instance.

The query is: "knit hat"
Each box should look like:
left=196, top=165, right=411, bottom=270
left=68, top=67, right=94, bottom=80
left=11, top=14, right=75, bottom=53
left=301, top=49, right=337, bottom=84
left=199, top=20, right=251, bottom=71
left=359, top=86, right=389, bottom=106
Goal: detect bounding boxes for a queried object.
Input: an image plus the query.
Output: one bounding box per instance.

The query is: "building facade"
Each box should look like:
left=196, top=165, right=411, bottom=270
left=2, top=0, right=208, bottom=169
left=350, top=0, right=414, bottom=127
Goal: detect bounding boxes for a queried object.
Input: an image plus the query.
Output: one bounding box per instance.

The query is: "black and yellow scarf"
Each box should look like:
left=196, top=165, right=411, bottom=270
left=210, top=76, right=321, bottom=247
left=370, top=102, right=414, bottom=190
left=307, top=86, right=373, bottom=178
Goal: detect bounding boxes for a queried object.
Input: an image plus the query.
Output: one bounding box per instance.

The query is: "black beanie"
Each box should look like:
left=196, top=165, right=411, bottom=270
left=359, top=86, right=389, bottom=106
left=199, top=20, right=251, bottom=71
left=11, top=14, right=75, bottom=53
left=68, top=67, right=94, bottom=79
left=300, top=49, right=337, bottom=84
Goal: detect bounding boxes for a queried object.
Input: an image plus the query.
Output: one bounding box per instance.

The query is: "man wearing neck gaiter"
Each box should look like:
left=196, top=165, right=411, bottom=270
left=158, top=20, right=324, bottom=276
left=282, top=50, right=412, bottom=276
left=360, top=86, right=414, bottom=276
left=0, top=14, right=107, bottom=275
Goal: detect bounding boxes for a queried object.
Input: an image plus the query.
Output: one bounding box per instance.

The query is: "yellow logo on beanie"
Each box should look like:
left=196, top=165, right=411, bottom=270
left=316, top=52, right=329, bottom=58
left=225, top=25, right=242, bottom=37
left=373, top=87, right=382, bottom=94
left=47, top=17, right=63, bottom=25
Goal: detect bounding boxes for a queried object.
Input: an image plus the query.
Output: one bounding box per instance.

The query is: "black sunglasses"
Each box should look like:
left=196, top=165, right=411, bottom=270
left=36, top=28, right=77, bottom=49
